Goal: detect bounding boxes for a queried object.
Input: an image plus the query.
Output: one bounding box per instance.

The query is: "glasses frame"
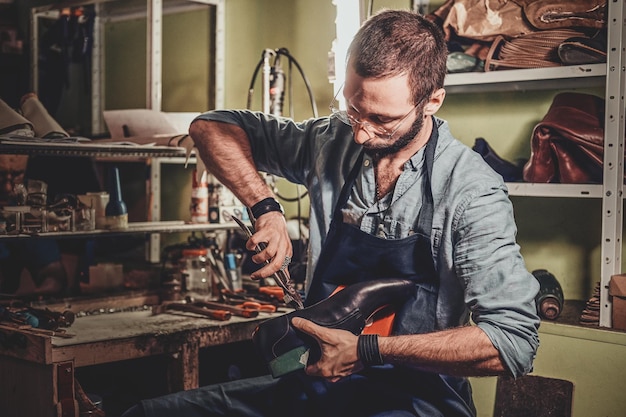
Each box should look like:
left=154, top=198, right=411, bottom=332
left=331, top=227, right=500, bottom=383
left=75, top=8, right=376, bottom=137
left=329, top=88, right=419, bottom=139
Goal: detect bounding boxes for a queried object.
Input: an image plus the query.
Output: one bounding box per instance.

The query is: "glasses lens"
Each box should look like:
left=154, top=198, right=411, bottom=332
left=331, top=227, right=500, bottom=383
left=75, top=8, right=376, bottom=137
left=329, top=86, right=404, bottom=138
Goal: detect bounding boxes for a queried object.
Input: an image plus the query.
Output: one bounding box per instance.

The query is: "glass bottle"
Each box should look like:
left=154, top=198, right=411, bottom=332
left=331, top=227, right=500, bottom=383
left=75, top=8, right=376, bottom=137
left=105, top=166, right=128, bottom=229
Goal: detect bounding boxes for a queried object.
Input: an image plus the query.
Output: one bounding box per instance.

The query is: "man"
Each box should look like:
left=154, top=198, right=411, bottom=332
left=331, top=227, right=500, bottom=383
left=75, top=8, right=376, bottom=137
left=123, top=9, right=539, bottom=416
left=0, top=153, right=67, bottom=297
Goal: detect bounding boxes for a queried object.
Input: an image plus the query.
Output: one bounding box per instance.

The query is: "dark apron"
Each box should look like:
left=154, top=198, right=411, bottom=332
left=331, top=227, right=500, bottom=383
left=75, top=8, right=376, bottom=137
left=302, top=126, right=476, bottom=417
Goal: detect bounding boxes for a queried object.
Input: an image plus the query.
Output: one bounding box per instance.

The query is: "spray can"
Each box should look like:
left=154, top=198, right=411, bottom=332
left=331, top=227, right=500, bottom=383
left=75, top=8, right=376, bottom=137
left=190, top=169, right=209, bottom=223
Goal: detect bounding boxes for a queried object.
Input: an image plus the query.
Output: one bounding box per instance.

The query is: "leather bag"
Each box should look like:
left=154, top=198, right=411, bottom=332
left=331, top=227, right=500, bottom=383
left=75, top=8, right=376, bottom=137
left=523, top=92, right=606, bottom=184
left=437, top=0, right=535, bottom=41
left=434, top=0, right=606, bottom=42
left=513, top=0, right=607, bottom=31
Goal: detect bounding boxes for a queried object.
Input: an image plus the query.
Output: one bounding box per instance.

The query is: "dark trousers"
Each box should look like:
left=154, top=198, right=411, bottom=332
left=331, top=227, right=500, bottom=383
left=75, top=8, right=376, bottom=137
left=121, top=366, right=475, bottom=417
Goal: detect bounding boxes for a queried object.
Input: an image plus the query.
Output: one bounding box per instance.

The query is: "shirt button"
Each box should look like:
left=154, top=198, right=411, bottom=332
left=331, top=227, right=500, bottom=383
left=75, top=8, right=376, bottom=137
left=364, top=159, right=370, bottom=167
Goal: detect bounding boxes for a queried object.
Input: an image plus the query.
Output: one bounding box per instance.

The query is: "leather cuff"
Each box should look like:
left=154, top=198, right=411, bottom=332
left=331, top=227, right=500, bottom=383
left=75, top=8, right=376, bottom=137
left=250, top=197, right=284, bottom=219
left=357, top=334, right=384, bottom=367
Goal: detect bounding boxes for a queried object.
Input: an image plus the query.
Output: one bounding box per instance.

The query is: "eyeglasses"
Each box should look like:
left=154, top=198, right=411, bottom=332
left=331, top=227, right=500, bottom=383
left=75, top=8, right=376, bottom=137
left=329, top=88, right=418, bottom=139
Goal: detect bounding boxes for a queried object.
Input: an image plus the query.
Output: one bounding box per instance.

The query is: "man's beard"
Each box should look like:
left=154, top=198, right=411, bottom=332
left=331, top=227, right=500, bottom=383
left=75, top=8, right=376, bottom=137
left=363, top=108, right=425, bottom=159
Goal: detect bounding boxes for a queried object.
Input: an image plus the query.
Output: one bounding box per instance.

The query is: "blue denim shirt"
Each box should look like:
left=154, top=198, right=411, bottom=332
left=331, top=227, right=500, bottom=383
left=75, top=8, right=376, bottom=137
left=195, top=110, right=540, bottom=377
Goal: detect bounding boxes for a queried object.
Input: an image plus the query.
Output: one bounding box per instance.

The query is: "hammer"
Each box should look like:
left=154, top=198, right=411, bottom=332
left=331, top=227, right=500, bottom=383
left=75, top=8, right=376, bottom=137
left=152, top=302, right=231, bottom=321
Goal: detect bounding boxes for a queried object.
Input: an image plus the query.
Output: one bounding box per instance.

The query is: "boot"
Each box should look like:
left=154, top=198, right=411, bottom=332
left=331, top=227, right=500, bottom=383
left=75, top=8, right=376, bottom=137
left=252, top=278, right=415, bottom=377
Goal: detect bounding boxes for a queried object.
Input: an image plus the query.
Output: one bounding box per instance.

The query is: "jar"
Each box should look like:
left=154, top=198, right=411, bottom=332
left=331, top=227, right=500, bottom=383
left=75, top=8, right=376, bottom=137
left=180, top=248, right=214, bottom=299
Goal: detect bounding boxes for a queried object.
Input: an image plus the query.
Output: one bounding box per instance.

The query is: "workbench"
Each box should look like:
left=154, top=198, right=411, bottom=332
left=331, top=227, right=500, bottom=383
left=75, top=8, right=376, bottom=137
left=0, top=294, right=283, bottom=417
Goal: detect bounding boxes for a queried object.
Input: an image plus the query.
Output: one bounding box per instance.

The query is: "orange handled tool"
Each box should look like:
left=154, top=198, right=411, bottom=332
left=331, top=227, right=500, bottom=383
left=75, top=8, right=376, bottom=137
left=191, top=300, right=259, bottom=318
left=236, top=301, right=277, bottom=313
left=152, top=302, right=231, bottom=321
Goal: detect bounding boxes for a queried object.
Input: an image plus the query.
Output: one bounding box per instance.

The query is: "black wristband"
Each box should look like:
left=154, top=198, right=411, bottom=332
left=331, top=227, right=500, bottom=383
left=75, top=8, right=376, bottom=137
left=357, top=334, right=384, bottom=367
left=250, top=197, right=284, bottom=219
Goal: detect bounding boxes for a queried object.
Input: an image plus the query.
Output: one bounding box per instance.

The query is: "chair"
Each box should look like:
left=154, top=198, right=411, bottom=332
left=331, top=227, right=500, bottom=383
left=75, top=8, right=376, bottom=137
left=493, top=374, right=574, bottom=417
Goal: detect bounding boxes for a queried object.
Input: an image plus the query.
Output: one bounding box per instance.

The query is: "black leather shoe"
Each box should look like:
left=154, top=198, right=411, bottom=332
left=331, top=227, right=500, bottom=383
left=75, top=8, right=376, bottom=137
left=473, top=137, right=526, bottom=182
left=252, top=278, right=415, bottom=377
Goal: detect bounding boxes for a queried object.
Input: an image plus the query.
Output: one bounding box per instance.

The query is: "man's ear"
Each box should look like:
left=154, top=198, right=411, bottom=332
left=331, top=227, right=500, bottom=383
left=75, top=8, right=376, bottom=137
left=423, top=88, right=446, bottom=116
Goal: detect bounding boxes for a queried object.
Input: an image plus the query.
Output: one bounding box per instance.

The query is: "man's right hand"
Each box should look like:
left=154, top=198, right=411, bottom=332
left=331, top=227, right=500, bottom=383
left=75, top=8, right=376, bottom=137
left=247, top=211, right=293, bottom=279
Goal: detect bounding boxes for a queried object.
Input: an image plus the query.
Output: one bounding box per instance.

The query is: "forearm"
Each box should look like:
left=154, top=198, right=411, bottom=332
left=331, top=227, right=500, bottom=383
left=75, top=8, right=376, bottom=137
left=189, top=119, right=274, bottom=207
left=379, top=325, right=507, bottom=376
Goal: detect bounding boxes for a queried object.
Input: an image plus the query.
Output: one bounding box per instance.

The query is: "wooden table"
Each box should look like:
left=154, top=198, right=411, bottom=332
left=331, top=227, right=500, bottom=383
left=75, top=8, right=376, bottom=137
left=0, top=303, right=281, bottom=417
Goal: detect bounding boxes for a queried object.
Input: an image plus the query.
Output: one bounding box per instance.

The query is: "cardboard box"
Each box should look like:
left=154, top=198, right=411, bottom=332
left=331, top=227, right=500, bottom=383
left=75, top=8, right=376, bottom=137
left=609, top=274, right=626, bottom=330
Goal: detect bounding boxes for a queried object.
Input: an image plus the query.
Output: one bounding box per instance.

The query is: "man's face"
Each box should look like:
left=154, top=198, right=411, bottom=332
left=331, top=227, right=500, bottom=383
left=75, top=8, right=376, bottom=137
left=0, top=155, right=28, bottom=206
left=343, top=68, right=423, bottom=158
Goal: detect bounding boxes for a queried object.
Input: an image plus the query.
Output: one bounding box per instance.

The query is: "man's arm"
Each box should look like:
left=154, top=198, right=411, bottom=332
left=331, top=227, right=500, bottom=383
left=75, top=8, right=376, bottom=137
left=291, top=318, right=506, bottom=382
left=189, top=119, right=271, bottom=208
left=188, top=119, right=292, bottom=278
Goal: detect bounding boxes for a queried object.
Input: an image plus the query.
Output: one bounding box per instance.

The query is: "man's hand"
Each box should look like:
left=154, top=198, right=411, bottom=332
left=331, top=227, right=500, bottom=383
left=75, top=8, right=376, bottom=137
left=291, top=317, right=363, bottom=382
left=247, top=211, right=293, bottom=279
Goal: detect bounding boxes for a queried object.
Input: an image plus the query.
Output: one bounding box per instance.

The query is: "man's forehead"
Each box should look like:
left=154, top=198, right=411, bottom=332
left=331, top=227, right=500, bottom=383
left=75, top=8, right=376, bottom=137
left=344, top=73, right=413, bottom=113
left=0, top=154, right=28, bottom=170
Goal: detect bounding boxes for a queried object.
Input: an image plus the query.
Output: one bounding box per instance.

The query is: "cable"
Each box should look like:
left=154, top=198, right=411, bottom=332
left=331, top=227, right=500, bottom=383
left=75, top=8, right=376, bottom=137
left=246, top=48, right=318, bottom=118
left=246, top=47, right=316, bottom=204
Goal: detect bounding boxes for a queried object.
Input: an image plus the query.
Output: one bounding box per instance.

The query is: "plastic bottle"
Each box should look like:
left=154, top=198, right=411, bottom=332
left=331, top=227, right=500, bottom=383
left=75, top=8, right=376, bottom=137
left=190, top=169, right=209, bottom=223
left=533, top=269, right=564, bottom=320
left=225, top=252, right=242, bottom=291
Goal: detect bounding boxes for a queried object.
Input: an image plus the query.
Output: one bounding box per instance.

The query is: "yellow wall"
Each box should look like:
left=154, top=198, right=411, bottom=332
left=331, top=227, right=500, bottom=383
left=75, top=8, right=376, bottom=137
left=471, top=325, right=626, bottom=417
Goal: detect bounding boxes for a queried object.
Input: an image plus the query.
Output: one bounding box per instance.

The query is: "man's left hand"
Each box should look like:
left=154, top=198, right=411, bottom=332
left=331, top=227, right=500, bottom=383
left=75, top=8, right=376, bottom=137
left=291, top=317, right=363, bottom=382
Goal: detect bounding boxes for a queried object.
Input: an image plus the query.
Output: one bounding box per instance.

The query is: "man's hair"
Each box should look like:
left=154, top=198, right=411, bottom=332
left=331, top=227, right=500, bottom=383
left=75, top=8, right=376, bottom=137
left=347, top=9, right=448, bottom=105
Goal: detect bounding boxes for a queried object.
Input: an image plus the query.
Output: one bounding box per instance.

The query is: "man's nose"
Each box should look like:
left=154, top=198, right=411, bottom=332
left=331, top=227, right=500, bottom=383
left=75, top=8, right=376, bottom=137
left=352, top=124, right=375, bottom=145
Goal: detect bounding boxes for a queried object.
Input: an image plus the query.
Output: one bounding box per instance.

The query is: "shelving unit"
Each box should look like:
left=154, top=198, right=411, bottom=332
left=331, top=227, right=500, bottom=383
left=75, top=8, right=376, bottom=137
left=444, top=5, right=625, bottom=329
left=30, top=0, right=225, bottom=136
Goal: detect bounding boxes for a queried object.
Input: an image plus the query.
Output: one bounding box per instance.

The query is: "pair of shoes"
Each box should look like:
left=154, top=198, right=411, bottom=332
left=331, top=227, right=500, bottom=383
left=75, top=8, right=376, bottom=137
left=252, top=278, right=415, bottom=378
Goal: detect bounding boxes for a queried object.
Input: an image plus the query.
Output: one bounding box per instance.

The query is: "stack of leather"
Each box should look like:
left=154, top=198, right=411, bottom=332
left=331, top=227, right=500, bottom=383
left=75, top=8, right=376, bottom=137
left=485, top=29, right=593, bottom=71
left=0, top=93, right=69, bottom=138
left=429, top=0, right=607, bottom=73
left=579, top=282, right=601, bottom=326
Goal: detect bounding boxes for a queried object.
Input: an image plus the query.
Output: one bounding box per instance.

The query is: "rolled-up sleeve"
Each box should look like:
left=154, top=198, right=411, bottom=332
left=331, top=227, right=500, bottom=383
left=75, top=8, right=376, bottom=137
left=193, top=110, right=332, bottom=185
left=453, top=185, right=540, bottom=377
